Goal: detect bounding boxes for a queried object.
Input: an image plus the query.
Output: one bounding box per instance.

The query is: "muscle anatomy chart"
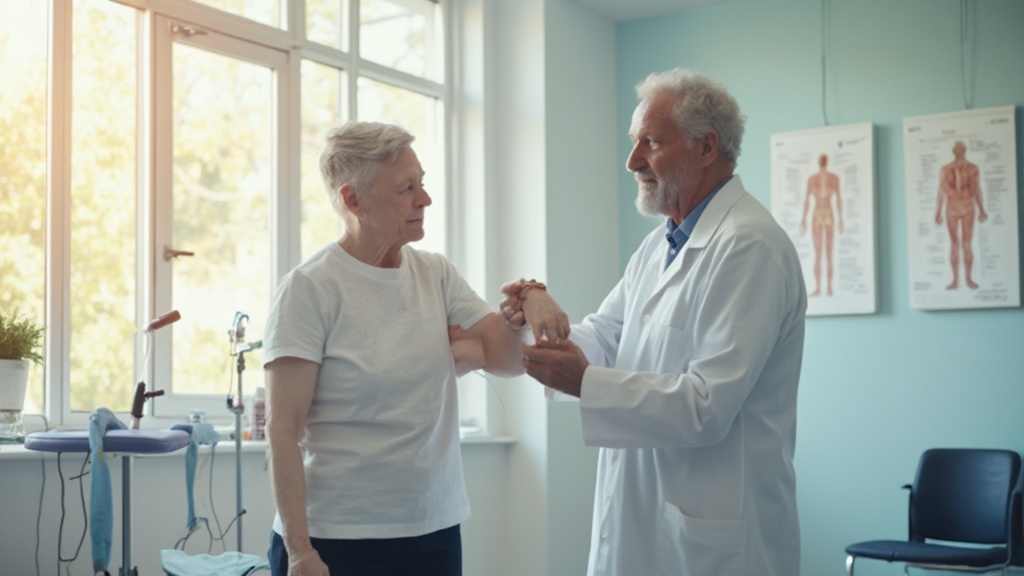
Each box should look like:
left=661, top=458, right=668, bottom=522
left=903, top=106, right=1019, bottom=310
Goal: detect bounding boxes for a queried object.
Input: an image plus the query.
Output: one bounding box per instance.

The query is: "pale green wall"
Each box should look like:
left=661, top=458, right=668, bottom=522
left=615, top=0, right=1024, bottom=574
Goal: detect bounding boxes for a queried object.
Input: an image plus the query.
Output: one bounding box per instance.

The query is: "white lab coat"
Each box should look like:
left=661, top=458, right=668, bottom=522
left=570, top=176, right=806, bottom=576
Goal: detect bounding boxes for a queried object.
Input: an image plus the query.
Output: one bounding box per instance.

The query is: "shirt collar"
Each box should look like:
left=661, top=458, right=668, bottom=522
left=665, top=174, right=733, bottom=245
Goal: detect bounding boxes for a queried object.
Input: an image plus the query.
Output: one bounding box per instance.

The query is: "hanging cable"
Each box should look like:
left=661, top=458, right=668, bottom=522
left=32, top=413, right=50, bottom=576
left=56, top=453, right=90, bottom=573
left=471, top=370, right=507, bottom=412
left=820, top=0, right=831, bottom=126
left=35, top=452, right=44, bottom=576
left=171, top=445, right=245, bottom=553
left=960, top=0, right=970, bottom=109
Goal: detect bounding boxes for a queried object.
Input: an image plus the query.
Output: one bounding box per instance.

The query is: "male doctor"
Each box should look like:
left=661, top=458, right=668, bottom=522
left=502, top=68, right=807, bottom=576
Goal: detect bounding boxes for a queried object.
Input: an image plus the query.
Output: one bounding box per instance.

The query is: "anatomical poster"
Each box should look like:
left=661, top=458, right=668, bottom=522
left=771, top=123, right=876, bottom=316
left=903, top=105, right=1019, bottom=310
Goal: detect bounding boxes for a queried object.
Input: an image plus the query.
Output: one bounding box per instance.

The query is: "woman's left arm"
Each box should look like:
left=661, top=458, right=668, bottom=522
left=450, top=324, right=484, bottom=376
left=452, top=313, right=525, bottom=378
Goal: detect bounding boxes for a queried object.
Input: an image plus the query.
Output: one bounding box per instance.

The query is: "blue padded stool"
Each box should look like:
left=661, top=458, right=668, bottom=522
left=25, top=427, right=190, bottom=576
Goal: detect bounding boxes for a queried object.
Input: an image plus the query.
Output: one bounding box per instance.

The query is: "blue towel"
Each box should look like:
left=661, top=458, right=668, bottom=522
left=161, top=549, right=268, bottom=576
left=88, top=407, right=129, bottom=573
left=169, top=422, right=220, bottom=528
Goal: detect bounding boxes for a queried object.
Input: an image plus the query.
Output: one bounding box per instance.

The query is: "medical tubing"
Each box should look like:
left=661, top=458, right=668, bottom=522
left=135, top=331, right=151, bottom=386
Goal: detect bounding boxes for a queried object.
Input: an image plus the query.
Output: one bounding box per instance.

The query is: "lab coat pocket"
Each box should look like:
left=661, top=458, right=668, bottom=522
left=657, top=502, right=746, bottom=576
left=648, top=322, right=693, bottom=373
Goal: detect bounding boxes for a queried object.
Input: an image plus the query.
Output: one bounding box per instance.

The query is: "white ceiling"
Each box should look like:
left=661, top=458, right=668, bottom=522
left=572, top=0, right=729, bottom=22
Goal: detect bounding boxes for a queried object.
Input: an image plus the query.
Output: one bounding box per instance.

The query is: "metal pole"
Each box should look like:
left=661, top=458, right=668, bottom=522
left=234, top=352, right=246, bottom=552
left=227, top=311, right=255, bottom=554
left=121, top=455, right=133, bottom=576
left=235, top=408, right=243, bottom=551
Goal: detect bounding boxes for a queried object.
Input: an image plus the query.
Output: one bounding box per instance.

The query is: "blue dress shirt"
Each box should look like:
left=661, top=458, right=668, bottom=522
left=665, top=175, right=733, bottom=269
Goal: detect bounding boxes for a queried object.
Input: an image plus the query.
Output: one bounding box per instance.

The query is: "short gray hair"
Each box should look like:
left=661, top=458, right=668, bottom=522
left=635, top=69, right=746, bottom=165
left=319, top=121, right=416, bottom=214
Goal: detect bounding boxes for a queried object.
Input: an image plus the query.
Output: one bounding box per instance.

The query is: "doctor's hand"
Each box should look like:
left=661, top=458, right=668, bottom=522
left=288, top=547, right=329, bottom=576
left=523, top=339, right=588, bottom=398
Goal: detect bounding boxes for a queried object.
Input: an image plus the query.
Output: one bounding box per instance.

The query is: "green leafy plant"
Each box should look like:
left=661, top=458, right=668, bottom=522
left=0, top=309, right=44, bottom=365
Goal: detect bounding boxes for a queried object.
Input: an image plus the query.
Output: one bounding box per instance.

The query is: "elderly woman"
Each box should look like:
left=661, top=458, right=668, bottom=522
left=263, top=121, right=524, bottom=576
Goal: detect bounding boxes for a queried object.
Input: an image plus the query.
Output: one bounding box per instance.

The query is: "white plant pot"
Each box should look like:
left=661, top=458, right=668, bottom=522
left=0, top=359, right=30, bottom=443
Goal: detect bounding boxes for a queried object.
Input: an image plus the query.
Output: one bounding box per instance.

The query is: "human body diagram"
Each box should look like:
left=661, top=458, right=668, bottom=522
left=800, top=154, right=843, bottom=296
left=934, top=140, right=987, bottom=290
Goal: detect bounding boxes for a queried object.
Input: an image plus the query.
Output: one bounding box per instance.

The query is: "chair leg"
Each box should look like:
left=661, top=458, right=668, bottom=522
left=846, top=554, right=855, bottom=576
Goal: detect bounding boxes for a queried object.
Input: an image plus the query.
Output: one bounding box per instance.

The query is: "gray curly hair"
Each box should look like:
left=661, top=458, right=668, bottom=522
left=319, top=121, right=416, bottom=214
left=635, top=69, right=746, bottom=165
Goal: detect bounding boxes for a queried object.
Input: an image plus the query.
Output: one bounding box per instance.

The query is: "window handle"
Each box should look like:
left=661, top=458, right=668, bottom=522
left=164, top=245, right=195, bottom=261
left=169, top=22, right=207, bottom=38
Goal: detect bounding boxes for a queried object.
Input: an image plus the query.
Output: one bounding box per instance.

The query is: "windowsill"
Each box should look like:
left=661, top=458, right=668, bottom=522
left=460, top=434, right=516, bottom=445
left=458, top=425, right=516, bottom=445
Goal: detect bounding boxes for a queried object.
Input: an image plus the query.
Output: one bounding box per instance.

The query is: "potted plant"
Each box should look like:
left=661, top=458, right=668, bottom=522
left=0, top=309, right=44, bottom=443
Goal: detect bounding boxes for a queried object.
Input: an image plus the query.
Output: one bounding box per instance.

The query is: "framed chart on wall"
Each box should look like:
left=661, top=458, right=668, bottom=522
left=770, top=123, right=876, bottom=316
left=903, top=106, right=1019, bottom=310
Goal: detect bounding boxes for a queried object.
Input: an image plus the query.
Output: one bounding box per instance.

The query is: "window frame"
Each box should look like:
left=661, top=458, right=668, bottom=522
left=29, top=0, right=487, bottom=430
left=149, top=13, right=292, bottom=420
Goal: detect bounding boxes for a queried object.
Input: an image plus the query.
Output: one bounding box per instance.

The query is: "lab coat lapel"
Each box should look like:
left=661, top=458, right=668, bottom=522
left=647, top=176, right=748, bottom=302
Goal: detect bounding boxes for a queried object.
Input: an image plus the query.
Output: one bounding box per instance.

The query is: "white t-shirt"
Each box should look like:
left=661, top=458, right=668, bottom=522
left=264, top=241, right=491, bottom=539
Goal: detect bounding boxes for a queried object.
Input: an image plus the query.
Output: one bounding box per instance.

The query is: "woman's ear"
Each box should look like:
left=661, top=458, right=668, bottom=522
left=339, top=184, right=361, bottom=214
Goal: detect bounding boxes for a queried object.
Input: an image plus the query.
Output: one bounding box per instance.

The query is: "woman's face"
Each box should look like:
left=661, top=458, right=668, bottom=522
left=360, top=146, right=433, bottom=247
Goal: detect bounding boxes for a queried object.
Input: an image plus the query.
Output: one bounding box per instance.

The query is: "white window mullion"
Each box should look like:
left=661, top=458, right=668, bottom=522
left=299, top=39, right=354, bottom=71
left=443, top=0, right=458, bottom=263
left=276, top=52, right=302, bottom=283
left=150, top=15, right=176, bottom=416
left=348, top=0, right=360, bottom=120
left=357, top=58, right=444, bottom=99
left=137, top=8, right=157, bottom=416
left=113, top=0, right=295, bottom=53
left=48, top=0, right=73, bottom=427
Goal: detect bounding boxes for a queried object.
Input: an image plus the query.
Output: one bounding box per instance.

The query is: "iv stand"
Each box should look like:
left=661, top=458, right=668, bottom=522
left=228, top=312, right=261, bottom=553
left=229, top=351, right=244, bottom=552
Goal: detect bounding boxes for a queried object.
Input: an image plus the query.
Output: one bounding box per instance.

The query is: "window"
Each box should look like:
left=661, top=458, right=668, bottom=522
left=360, top=0, right=443, bottom=82
left=0, top=1, right=48, bottom=416
left=154, top=16, right=285, bottom=418
left=5, top=0, right=458, bottom=428
left=69, top=0, right=139, bottom=413
left=300, top=59, right=347, bottom=261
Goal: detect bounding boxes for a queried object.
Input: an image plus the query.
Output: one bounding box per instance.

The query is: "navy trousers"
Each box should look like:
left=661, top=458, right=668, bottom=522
left=268, top=525, right=462, bottom=576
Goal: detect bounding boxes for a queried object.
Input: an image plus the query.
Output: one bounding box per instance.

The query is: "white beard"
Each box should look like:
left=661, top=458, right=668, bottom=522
left=634, top=174, right=670, bottom=216
left=634, top=160, right=700, bottom=217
